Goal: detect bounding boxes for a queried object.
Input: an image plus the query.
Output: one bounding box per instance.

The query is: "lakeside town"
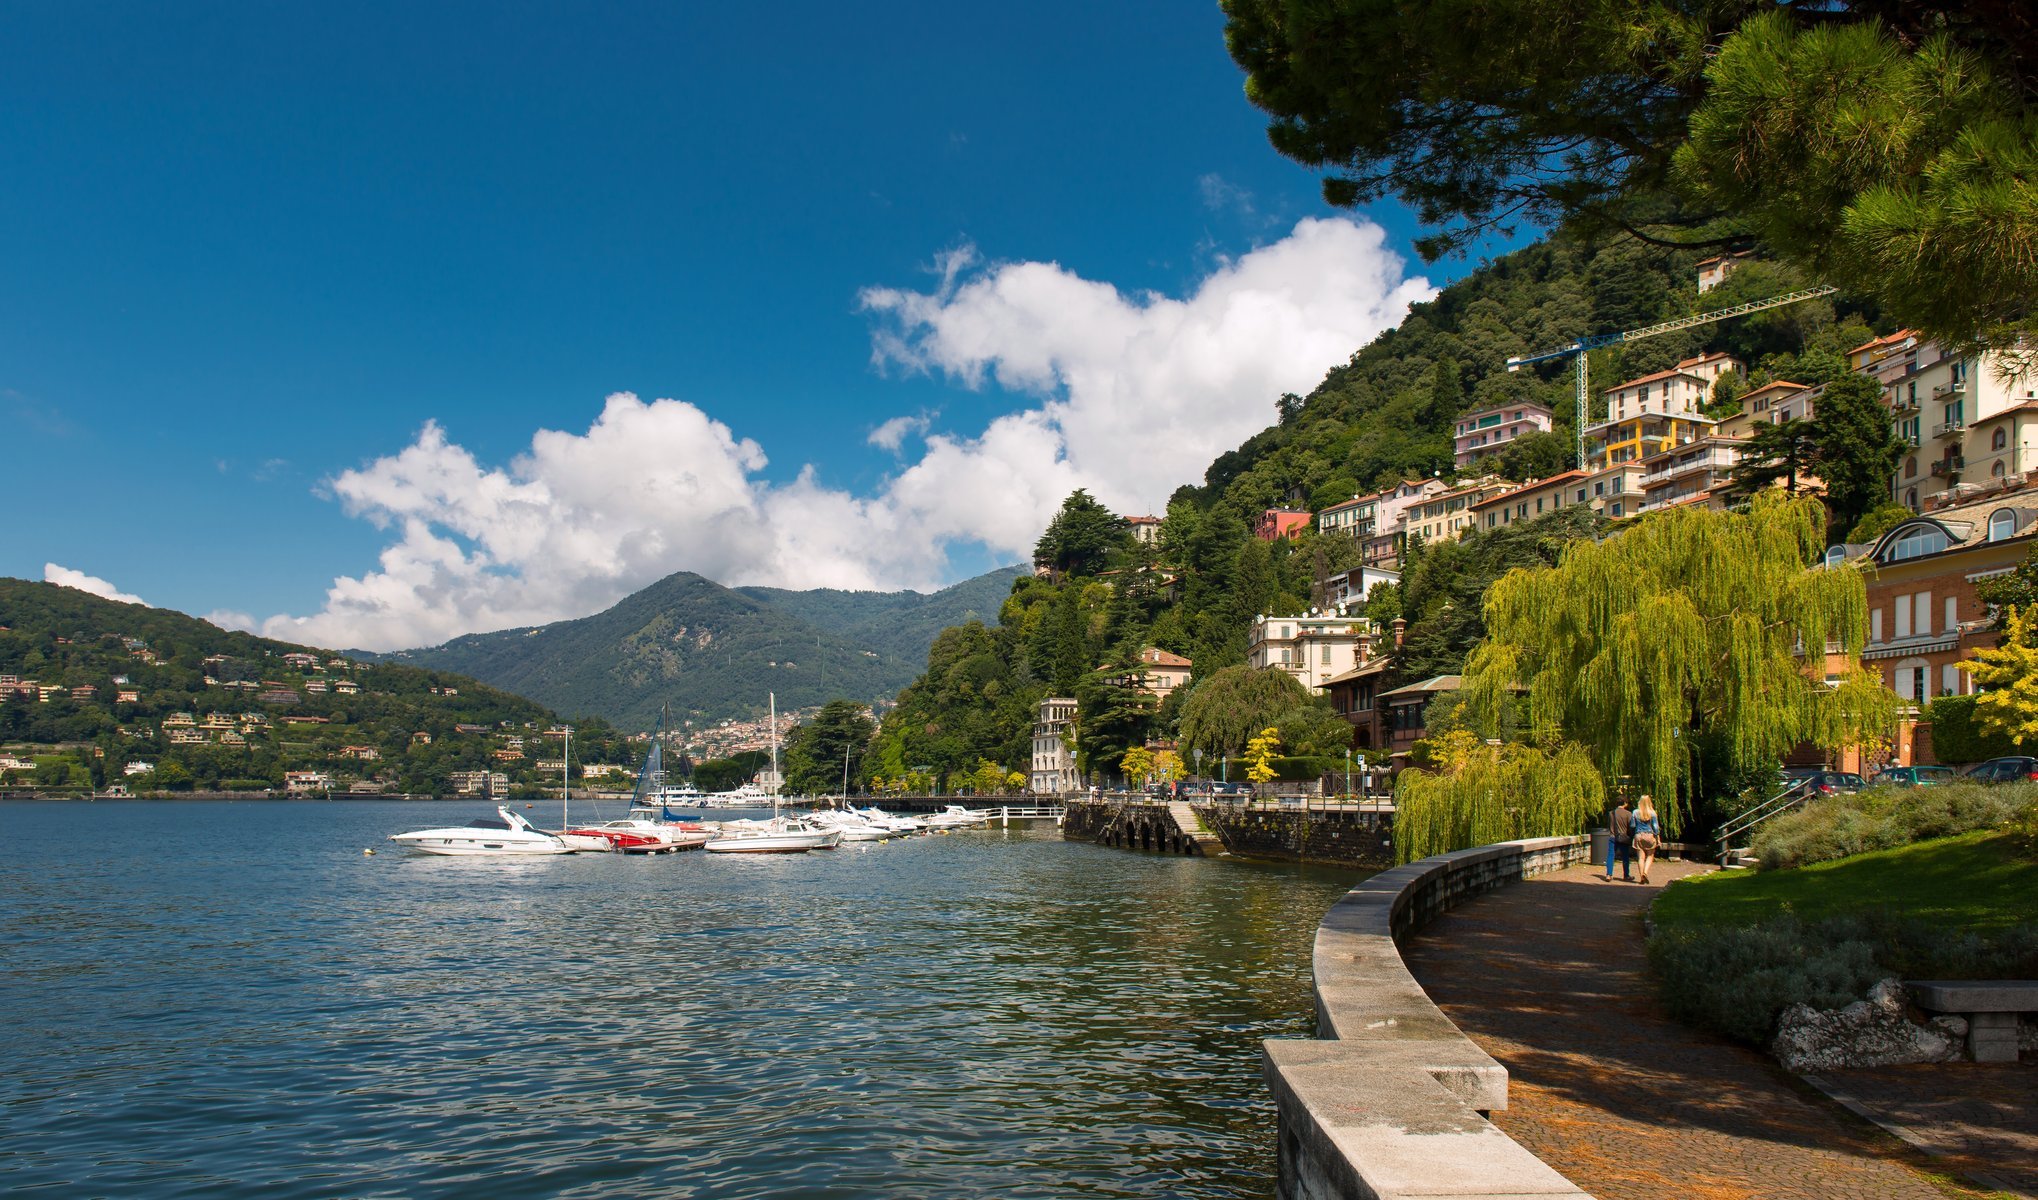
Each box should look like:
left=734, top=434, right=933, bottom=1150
left=6, top=4, right=2036, bottom=1200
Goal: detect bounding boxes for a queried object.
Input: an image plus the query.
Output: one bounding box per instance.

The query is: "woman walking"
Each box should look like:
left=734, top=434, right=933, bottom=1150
left=1631, top=794, right=1663, bottom=884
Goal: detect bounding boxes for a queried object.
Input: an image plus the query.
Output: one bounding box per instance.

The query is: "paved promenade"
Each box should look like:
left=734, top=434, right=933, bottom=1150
left=1401, top=859, right=2000, bottom=1200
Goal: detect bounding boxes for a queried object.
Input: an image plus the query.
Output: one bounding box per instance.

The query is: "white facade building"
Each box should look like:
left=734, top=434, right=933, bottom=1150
left=1248, top=612, right=1375, bottom=693
left=1030, top=697, right=1080, bottom=795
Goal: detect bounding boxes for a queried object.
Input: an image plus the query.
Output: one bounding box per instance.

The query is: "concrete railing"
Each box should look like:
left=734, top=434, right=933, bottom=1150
left=1264, top=835, right=1595, bottom=1200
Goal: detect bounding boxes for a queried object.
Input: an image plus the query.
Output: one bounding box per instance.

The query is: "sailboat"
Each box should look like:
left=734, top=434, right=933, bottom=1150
left=703, top=693, right=839, bottom=853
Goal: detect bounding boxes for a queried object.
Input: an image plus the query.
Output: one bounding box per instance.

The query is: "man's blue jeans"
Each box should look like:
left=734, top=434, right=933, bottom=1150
left=1605, top=837, right=1631, bottom=879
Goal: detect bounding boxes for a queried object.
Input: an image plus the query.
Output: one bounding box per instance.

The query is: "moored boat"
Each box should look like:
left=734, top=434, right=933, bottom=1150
left=390, top=806, right=575, bottom=856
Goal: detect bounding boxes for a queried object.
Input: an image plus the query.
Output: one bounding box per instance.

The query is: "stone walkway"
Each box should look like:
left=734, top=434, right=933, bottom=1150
left=1401, top=859, right=1998, bottom=1200
left=1807, top=1065, right=2038, bottom=1198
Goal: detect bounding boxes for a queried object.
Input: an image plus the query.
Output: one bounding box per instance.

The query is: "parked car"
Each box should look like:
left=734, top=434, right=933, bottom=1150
left=1869, top=765, right=1958, bottom=788
left=1961, top=756, right=2038, bottom=783
left=1781, top=767, right=1866, bottom=795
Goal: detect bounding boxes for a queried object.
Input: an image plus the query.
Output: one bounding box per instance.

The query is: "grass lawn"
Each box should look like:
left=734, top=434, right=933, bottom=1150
left=1654, top=829, right=2038, bottom=932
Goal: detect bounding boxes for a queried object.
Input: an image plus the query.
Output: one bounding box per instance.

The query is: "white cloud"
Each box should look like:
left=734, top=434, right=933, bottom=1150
left=45, top=563, right=147, bottom=606
left=868, top=413, right=932, bottom=452
left=250, top=217, right=1431, bottom=652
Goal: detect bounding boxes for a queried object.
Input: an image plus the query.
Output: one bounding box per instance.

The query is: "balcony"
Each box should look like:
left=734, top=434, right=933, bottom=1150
left=1932, top=380, right=1969, bottom=398
left=1933, top=419, right=1967, bottom=439
left=1930, top=456, right=1964, bottom=478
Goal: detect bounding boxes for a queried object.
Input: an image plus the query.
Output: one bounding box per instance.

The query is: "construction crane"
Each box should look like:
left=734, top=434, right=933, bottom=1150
left=1506, top=285, right=1838, bottom=469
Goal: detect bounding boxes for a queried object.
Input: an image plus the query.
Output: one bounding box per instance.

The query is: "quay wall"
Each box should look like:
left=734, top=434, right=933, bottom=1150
left=1265, top=835, right=1595, bottom=1200
left=1063, top=799, right=1394, bottom=868
left=1195, top=805, right=1393, bottom=869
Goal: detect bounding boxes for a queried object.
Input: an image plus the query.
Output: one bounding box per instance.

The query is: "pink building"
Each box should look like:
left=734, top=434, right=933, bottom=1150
left=1255, top=509, right=1311, bottom=542
left=1453, top=402, right=1554, bottom=467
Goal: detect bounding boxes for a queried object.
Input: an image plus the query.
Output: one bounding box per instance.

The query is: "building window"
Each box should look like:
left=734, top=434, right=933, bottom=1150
left=1994, top=462, right=2008, bottom=480
left=1990, top=509, right=2018, bottom=541
left=1887, top=525, right=1949, bottom=561
left=1993, top=428, right=2009, bottom=452
left=1905, top=456, right=1917, bottom=479
left=1944, top=663, right=1963, bottom=696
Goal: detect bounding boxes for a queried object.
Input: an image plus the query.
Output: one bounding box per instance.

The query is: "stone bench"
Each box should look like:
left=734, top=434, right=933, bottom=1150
left=1908, top=981, right=2038, bottom=1063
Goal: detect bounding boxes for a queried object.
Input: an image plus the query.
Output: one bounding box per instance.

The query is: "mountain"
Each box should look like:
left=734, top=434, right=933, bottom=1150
left=372, top=566, right=1026, bottom=730
left=0, top=577, right=575, bottom=794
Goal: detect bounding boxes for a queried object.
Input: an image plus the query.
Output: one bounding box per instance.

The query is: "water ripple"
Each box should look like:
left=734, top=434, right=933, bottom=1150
left=0, top=800, right=1363, bottom=1198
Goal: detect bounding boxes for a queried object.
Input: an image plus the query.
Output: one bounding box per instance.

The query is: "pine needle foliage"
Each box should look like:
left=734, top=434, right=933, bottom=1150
left=1461, top=492, right=1899, bottom=832
left=1393, top=735, right=1606, bottom=863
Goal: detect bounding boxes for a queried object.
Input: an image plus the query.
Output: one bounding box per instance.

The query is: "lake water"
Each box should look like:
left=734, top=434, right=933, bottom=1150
left=0, top=800, right=1362, bottom=1199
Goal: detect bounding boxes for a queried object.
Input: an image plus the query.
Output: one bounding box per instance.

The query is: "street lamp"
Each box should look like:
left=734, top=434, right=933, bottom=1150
left=1344, top=748, right=1352, bottom=805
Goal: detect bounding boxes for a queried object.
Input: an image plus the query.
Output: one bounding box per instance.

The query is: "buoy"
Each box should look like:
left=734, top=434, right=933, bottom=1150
left=363, top=848, right=376, bottom=856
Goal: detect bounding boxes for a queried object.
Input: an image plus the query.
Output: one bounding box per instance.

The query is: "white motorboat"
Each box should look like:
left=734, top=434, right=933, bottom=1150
left=706, top=782, right=770, bottom=808
left=390, top=806, right=574, bottom=856
left=807, top=810, right=890, bottom=842
left=855, top=806, right=924, bottom=834
left=922, top=804, right=988, bottom=830
left=703, top=816, right=841, bottom=853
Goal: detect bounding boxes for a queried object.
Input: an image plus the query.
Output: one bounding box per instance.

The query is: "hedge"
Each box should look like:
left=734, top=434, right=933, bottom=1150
left=1922, top=694, right=2019, bottom=765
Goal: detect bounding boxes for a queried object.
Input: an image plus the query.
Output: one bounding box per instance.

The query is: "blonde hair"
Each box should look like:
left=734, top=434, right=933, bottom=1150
left=1636, top=795, right=1657, bottom=822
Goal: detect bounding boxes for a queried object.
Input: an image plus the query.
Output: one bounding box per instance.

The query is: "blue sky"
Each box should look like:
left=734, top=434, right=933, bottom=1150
left=2, top=2, right=1492, bottom=649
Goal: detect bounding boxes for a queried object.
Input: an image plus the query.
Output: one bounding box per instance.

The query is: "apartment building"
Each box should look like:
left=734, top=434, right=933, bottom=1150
left=1315, top=494, right=1375, bottom=538
left=1254, top=508, right=1311, bottom=542
left=1247, top=612, right=1375, bottom=693
left=1840, top=491, right=2038, bottom=706
left=1452, top=401, right=1554, bottom=468
left=1030, top=697, right=1080, bottom=794
left=1405, top=477, right=1510, bottom=543
left=1471, top=469, right=1592, bottom=530
left=1638, top=436, right=1744, bottom=513
left=1885, top=341, right=2038, bottom=512
left=1316, top=565, right=1401, bottom=609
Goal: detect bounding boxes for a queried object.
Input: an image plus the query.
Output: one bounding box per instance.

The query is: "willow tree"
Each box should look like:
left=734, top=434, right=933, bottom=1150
left=1395, top=734, right=1606, bottom=863
left=1461, top=492, right=1898, bottom=833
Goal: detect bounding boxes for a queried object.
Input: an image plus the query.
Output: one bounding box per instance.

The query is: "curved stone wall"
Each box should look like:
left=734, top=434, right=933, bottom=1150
left=1263, top=835, right=1595, bottom=1200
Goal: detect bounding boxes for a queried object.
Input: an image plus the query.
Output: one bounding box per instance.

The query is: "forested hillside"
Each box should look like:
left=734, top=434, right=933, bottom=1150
left=374, top=566, right=1023, bottom=729
left=0, top=578, right=634, bottom=794
left=864, top=228, right=1892, bottom=790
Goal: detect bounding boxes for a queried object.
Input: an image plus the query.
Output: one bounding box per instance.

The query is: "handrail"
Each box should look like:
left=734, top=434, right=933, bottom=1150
left=1712, top=776, right=1816, bottom=863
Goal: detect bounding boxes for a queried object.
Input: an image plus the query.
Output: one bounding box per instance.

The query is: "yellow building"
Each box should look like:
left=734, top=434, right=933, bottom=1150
left=1584, top=411, right=1717, bottom=470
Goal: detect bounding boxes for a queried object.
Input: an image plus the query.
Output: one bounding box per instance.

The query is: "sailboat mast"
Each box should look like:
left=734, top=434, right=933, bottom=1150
left=769, top=692, right=779, bottom=820
left=561, top=726, right=571, bottom=829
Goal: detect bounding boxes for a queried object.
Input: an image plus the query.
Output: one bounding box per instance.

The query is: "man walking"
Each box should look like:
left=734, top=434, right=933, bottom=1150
left=1604, top=797, right=1633, bottom=882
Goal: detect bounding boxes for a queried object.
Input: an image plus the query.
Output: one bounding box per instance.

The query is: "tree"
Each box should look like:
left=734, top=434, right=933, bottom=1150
left=1034, top=490, right=1129, bottom=578
left=1493, top=430, right=1571, bottom=482
left=1393, top=737, right=1607, bottom=863
left=1725, top=419, right=1820, bottom=500
left=1244, top=727, right=1282, bottom=786
left=1979, top=549, right=2038, bottom=630
left=1224, top=0, right=2038, bottom=350
left=1176, top=665, right=1313, bottom=758
left=780, top=700, right=877, bottom=795
left=1960, top=607, right=2038, bottom=745
left=1119, top=745, right=1155, bottom=788
left=1461, top=493, right=1899, bottom=831
left=1846, top=502, right=1914, bottom=546
left=1811, top=374, right=1908, bottom=534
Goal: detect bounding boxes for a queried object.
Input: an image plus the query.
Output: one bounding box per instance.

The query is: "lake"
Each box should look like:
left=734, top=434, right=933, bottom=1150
left=0, top=800, right=1362, bottom=1198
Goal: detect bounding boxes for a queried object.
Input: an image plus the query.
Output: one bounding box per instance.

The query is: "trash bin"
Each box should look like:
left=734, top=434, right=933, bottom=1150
left=1590, top=829, right=1610, bottom=864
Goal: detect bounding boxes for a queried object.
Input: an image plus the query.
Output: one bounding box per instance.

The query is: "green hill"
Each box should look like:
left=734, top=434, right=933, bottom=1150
left=0, top=577, right=586, bottom=795
left=373, top=566, right=1025, bottom=730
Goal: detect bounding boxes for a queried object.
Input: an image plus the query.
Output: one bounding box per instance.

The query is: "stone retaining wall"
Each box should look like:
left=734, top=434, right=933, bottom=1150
left=1264, top=835, right=1595, bottom=1200
left=1195, top=805, right=1394, bottom=868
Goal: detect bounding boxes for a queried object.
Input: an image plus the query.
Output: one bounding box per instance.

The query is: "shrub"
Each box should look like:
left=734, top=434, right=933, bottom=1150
left=1751, top=782, right=2037, bottom=870
left=1921, top=694, right=2020, bottom=765
left=1647, top=917, right=1882, bottom=1043
left=1648, top=912, right=2038, bottom=1043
